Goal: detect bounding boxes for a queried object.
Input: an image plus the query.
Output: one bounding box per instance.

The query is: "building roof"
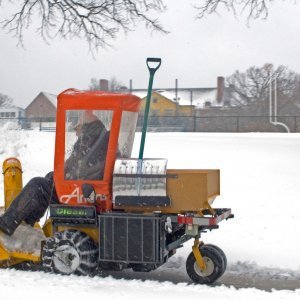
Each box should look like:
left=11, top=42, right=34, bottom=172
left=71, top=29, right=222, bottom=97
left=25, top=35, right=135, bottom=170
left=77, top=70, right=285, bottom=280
left=0, top=106, right=24, bottom=112
left=132, top=88, right=222, bottom=108
left=25, top=91, right=57, bottom=110
left=30, top=88, right=225, bottom=110
left=42, top=92, right=57, bottom=107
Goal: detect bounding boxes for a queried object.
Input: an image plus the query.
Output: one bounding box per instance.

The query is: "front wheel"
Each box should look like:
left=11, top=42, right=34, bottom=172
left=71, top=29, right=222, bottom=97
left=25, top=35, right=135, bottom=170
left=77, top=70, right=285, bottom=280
left=42, top=230, right=98, bottom=276
left=186, top=245, right=224, bottom=284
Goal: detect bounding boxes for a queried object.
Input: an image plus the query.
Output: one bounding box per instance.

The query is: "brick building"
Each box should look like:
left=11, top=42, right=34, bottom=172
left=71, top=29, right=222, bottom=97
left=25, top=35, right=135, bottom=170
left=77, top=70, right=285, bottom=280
left=25, top=92, right=57, bottom=119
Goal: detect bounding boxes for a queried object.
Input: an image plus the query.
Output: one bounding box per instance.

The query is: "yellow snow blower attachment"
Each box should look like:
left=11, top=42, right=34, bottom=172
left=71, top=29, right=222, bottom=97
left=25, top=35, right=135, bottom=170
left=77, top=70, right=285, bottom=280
left=0, top=158, right=44, bottom=267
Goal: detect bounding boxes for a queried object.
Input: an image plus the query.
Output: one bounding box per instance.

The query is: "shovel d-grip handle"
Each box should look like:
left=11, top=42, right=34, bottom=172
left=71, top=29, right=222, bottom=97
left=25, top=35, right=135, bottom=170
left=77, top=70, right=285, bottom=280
left=138, top=58, right=162, bottom=160
left=146, top=57, right=162, bottom=74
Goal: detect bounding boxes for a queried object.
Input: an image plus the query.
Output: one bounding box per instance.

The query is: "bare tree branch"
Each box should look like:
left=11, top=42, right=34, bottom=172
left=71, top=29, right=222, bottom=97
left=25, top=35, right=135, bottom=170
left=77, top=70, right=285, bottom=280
left=226, top=64, right=300, bottom=106
left=0, top=0, right=167, bottom=50
left=0, top=93, right=14, bottom=107
left=195, top=0, right=274, bottom=21
left=1, top=1, right=296, bottom=50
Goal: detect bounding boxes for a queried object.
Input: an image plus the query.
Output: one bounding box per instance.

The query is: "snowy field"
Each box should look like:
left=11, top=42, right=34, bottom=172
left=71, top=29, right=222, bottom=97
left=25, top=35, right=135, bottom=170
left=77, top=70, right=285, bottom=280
left=0, top=123, right=299, bottom=299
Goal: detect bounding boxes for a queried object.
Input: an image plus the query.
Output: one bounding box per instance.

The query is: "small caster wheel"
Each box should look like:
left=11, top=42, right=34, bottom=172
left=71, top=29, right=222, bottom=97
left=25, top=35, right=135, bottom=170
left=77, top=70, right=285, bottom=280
left=186, top=245, right=224, bottom=284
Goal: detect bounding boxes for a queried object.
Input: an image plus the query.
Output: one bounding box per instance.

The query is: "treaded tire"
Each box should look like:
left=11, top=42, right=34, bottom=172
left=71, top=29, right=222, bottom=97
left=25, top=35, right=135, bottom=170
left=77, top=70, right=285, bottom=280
left=186, top=245, right=224, bottom=284
left=42, top=230, right=98, bottom=276
left=203, top=243, right=227, bottom=275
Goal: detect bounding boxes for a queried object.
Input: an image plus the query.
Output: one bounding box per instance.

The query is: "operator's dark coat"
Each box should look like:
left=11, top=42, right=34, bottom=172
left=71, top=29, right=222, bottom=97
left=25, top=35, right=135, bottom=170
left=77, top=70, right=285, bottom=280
left=0, top=120, right=108, bottom=235
left=65, top=120, right=109, bottom=180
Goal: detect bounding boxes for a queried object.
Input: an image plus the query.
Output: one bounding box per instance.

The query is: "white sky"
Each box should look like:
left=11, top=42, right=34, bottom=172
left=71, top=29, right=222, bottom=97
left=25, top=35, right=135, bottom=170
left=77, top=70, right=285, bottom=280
left=1, top=0, right=300, bottom=108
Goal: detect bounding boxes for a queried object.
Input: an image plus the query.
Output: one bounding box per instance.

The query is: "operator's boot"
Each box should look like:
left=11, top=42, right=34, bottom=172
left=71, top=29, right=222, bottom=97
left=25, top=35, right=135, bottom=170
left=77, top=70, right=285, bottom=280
left=0, top=177, right=54, bottom=236
left=0, top=210, right=20, bottom=236
left=0, top=192, right=37, bottom=236
left=0, top=197, right=45, bottom=236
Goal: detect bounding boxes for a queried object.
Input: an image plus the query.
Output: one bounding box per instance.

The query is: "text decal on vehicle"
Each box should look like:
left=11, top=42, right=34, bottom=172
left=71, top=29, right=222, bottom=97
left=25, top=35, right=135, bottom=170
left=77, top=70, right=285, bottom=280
left=50, top=205, right=96, bottom=219
left=60, top=187, right=105, bottom=204
left=55, top=207, right=88, bottom=217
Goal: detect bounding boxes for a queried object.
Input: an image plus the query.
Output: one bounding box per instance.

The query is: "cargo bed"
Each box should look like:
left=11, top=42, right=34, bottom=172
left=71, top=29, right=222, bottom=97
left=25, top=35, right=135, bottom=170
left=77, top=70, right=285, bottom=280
left=113, top=166, right=220, bottom=214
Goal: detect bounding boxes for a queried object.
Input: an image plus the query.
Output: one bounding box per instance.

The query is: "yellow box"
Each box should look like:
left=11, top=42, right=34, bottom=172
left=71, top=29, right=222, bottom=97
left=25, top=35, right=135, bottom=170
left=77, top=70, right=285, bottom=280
left=120, top=169, right=220, bottom=214
left=165, top=169, right=220, bottom=213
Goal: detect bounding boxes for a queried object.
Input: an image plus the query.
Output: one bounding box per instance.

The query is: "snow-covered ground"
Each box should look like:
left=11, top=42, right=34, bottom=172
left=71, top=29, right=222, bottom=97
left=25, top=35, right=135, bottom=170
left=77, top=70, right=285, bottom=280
left=0, top=123, right=299, bottom=299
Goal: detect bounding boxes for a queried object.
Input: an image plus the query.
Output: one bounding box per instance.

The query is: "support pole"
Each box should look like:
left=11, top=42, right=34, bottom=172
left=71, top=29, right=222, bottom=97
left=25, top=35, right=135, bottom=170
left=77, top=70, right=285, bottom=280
left=269, top=67, right=290, bottom=133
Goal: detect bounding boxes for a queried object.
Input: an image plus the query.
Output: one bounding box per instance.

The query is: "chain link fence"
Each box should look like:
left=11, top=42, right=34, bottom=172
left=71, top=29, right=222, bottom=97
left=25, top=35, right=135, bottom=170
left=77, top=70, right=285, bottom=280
left=136, top=115, right=300, bottom=132
left=1, top=116, right=300, bottom=132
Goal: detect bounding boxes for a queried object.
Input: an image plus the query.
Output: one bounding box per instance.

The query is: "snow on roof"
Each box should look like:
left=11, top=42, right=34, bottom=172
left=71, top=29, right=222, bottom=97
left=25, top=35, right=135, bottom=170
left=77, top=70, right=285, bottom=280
left=131, top=91, right=147, bottom=99
left=38, top=86, right=223, bottom=109
left=132, top=88, right=221, bottom=108
left=40, top=88, right=222, bottom=109
left=0, top=106, right=24, bottom=112
left=42, top=92, right=57, bottom=107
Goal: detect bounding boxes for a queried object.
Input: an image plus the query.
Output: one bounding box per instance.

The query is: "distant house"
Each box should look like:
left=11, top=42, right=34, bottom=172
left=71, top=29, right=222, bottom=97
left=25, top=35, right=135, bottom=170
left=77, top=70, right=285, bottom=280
left=0, top=106, right=25, bottom=119
left=0, top=106, right=25, bottom=128
left=132, top=76, right=228, bottom=116
left=138, top=91, right=195, bottom=117
left=25, top=92, right=57, bottom=119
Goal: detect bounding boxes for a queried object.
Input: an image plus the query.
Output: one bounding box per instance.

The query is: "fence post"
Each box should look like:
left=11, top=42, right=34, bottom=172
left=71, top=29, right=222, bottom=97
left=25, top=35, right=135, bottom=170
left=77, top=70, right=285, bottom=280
left=236, top=116, right=240, bottom=132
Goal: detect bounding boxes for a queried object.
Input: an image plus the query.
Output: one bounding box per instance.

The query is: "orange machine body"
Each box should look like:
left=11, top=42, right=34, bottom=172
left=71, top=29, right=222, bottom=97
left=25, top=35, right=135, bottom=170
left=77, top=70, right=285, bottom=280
left=54, top=89, right=141, bottom=212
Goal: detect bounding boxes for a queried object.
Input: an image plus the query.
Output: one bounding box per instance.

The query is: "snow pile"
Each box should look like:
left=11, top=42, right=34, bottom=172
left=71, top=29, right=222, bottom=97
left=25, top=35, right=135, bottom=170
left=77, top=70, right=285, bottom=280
left=0, top=123, right=27, bottom=159
left=0, top=222, right=45, bottom=256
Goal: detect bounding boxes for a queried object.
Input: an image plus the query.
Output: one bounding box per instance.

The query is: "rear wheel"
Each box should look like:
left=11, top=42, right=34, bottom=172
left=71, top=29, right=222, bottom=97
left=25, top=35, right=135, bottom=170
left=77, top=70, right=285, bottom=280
left=42, top=230, right=98, bottom=276
left=203, top=243, right=227, bottom=275
left=186, top=245, right=224, bottom=284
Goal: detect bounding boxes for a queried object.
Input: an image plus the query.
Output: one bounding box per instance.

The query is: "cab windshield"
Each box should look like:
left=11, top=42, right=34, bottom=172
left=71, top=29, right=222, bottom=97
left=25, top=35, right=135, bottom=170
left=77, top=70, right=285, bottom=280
left=64, top=110, right=113, bottom=180
left=64, top=109, right=138, bottom=181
